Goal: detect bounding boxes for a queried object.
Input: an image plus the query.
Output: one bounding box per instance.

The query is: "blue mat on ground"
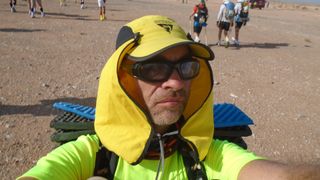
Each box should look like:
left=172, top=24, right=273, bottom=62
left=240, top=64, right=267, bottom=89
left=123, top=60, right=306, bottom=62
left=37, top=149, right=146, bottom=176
left=53, top=102, right=253, bottom=128
left=213, top=103, right=253, bottom=128
left=53, top=102, right=95, bottom=120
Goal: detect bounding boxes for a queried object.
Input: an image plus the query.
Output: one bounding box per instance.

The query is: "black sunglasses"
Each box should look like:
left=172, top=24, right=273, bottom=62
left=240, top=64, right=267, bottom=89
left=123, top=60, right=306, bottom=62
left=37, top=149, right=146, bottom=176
left=122, top=57, right=200, bottom=83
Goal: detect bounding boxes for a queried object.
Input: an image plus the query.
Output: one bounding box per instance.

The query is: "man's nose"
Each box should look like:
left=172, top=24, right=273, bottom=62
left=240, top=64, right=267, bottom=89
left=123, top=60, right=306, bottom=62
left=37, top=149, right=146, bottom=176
left=161, top=69, right=185, bottom=90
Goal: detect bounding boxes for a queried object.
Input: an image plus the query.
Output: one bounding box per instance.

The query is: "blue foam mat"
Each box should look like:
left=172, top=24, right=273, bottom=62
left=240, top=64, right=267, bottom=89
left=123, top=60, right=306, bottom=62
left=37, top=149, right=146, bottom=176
left=53, top=102, right=253, bottom=127
left=213, top=103, right=253, bottom=128
left=53, top=102, right=95, bottom=120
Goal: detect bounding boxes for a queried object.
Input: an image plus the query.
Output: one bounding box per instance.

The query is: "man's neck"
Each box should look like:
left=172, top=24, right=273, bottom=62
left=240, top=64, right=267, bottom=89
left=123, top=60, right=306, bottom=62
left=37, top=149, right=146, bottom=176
left=154, top=117, right=183, bottom=135
left=154, top=125, right=171, bottom=135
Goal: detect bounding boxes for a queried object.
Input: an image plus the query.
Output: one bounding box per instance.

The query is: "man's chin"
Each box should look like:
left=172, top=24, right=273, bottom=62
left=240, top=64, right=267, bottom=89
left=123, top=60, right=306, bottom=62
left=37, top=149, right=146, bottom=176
left=152, top=110, right=182, bottom=126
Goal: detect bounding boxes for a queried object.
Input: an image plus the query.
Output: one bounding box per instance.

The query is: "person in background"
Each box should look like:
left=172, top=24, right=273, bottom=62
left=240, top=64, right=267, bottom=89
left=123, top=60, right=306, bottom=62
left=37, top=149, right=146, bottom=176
left=233, top=0, right=250, bottom=46
left=98, top=0, right=106, bottom=21
left=17, top=15, right=320, bottom=180
left=216, top=0, right=235, bottom=48
left=28, top=0, right=45, bottom=18
left=80, top=0, right=85, bottom=9
left=9, top=0, right=17, bottom=12
left=189, top=1, right=208, bottom=43
left=59, top=0, right=66, bottom=7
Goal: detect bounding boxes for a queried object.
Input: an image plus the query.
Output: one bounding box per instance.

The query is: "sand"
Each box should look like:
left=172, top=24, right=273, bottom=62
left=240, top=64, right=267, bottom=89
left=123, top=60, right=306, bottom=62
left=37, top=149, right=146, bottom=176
left=0, top=0, right=319, bottom=179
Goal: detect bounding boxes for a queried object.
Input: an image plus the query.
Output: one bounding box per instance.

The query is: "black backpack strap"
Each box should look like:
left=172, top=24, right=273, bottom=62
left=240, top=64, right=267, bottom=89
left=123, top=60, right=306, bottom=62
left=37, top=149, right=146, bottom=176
left=94, top=145, right=119, bottom=179
left=179, top=140, right=208, bottom=180
left=94, top=140, right=209, bottom=180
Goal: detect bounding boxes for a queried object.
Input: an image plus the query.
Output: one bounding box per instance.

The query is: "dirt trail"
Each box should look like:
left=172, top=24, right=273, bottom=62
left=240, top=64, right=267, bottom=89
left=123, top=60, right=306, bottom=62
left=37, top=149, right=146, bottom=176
left=0, top=0, right=319, bottom=179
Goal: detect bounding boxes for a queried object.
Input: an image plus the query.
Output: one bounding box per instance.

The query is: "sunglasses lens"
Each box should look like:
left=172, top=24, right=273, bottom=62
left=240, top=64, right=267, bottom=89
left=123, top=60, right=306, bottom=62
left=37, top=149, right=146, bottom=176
left=139, top=63, right=171, bottom=82
left=132, top=59, right=200, bottom=82
left=179, top=61, right=200, bottom=80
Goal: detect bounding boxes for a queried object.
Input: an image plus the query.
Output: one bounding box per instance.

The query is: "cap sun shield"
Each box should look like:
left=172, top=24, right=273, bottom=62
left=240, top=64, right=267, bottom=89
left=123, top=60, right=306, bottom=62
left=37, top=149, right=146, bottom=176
left=116, top=15, right=214, bottom=62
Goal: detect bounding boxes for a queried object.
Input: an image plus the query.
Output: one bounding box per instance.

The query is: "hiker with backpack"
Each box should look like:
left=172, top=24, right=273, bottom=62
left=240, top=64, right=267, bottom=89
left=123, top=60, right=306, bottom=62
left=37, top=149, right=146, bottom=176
left=18, top=15, right=320, bottom=180
left=27, top=0, right=45, bottom=18
left=216, top=0, right=235, bottom=48
left=189, top=1, right=208, bottom=43
left=233, top=0, right=250, bottom=46
left=9, top=0, right=17, bottom=12
left=98, top=0, right=106, bottom=21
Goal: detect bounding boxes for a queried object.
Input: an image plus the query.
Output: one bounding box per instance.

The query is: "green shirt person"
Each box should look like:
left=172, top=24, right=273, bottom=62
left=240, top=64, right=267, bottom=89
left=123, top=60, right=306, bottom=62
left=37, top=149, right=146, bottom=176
left=18, top=15, right=320, bottom=180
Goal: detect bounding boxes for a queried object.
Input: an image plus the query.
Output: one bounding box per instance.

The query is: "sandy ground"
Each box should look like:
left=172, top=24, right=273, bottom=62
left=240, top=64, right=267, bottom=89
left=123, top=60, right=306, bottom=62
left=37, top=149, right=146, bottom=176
left=0, top=0, right=319, bottom=179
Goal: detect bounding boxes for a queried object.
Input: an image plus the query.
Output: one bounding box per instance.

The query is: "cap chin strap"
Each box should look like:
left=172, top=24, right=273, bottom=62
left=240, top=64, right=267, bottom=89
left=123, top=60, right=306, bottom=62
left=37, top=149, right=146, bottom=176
left=155, top=131, right=179, bottom=180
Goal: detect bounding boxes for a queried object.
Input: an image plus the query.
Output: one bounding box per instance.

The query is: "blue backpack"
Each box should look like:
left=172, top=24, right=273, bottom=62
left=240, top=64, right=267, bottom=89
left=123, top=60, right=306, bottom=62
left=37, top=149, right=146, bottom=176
left=224, top=2, right=235, bottom=20
left=239, top=2, right=249, bottom=21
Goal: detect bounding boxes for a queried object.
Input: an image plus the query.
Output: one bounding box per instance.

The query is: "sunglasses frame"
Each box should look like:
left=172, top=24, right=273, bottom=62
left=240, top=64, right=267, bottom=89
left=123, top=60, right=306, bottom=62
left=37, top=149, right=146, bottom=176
left=122, top=57, right=200, bottom=83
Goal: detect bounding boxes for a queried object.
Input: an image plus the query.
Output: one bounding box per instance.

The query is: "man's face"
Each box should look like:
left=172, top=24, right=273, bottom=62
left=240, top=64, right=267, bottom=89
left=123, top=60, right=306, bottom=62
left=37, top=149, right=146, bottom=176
left=137, top=45, right=192, bottom=127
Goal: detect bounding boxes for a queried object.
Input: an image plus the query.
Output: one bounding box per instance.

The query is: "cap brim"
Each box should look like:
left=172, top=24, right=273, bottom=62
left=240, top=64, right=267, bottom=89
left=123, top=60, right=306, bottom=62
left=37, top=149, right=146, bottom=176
left=127, top=37, right=215, bottom=62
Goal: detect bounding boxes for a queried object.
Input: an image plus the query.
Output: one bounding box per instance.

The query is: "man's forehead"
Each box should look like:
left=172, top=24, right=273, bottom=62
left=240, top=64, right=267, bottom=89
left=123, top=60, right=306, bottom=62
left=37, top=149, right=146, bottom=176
left=158, top=45, right=192, bottom=59
left=123, top=45, right=193, bottom=64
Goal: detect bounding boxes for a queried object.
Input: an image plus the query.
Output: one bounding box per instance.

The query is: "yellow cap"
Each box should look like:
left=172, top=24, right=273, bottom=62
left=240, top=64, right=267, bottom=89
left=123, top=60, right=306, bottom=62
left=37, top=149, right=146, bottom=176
left=115, top=15, right=214, bottom=61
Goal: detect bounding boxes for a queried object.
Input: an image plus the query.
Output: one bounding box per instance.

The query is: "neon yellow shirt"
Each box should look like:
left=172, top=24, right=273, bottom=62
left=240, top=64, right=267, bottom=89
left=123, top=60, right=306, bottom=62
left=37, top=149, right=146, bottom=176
left=18, top=16, right=265, bottom=180
left=18, top=134, right=263, bottom=180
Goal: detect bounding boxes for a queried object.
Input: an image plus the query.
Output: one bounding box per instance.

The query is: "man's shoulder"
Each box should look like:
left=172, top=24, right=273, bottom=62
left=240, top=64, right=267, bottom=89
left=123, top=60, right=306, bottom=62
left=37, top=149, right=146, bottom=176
left=234, top=3, right=242, bottom=11
left=73, top=134, right=100, bottom=149
left=208, top=139, right=246, bottom=156
left=219, top=4, right=226, bottom=10
left=235, top=3, right=241, bottom=8
left=204, top=139, right=264, bottom=179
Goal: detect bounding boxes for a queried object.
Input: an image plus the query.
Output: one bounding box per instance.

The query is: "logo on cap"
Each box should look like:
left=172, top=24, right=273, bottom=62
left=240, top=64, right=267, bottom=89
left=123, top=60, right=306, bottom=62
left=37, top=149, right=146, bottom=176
left=157, top=24, right=173, bottom=33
